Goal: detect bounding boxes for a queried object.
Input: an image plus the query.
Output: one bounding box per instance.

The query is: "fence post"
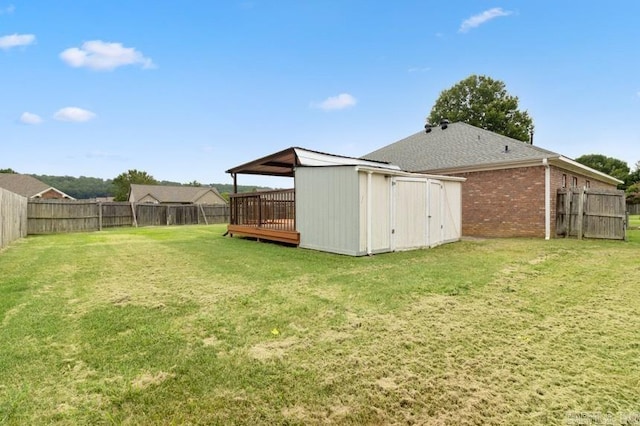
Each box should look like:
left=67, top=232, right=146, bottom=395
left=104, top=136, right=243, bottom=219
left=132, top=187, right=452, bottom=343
left=131, top=202, right=138, bottom=227
left=199, top=204, right=208, bottom=225
left=576, top=189, right=585, bottom=240
left=564, top=189, right=571, bottom=238
left=98, top=202, right=103, bottom=231
left=625, top=211, right=629, bottom=241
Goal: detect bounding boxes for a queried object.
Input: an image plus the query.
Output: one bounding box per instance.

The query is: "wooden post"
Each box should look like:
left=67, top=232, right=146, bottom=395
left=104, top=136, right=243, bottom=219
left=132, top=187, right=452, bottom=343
left=564, top=189, right=571, bottom=238
left=131, top=202, right=138, bottom=227
left=576, top=189, right=585, bottom=240
left=98, top=202, right=103, bottom=231
left=199, top=204, right=208, bottom=225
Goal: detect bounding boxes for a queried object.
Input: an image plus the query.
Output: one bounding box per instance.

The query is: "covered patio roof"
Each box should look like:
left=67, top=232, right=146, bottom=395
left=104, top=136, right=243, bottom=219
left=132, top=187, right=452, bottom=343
left=226, top=147, right=401, bottom=177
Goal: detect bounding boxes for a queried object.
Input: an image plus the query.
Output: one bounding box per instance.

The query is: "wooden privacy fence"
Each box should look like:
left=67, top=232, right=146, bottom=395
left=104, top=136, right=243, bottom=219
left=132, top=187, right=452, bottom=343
left=0, top=188, right=28, bottom=249
left=27, top=199, right=230, bottom=234
left=628, top=203, right=640, bottom=215
left=556, top=188, right=626, bottom=240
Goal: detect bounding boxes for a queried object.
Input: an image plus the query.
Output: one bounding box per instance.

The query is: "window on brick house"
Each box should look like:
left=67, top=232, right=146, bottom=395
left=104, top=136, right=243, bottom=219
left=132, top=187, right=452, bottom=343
left=572, top=176, right=578, bottom=188
left=562, top=174, right=567, bottom=188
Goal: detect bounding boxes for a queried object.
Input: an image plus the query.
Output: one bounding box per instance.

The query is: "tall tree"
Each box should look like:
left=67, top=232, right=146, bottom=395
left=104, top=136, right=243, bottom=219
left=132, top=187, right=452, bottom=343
left=427, top=75, right=534, bottom=142
left=574, top=154, right=630, bottom=184
left=112, top=169, right=157, bottom=201
left=624, top=161, right=640, bottom=202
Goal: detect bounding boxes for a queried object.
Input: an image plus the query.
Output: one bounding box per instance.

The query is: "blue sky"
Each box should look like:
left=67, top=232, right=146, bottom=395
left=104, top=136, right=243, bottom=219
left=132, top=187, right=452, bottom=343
left=2, top=1, right=640, bottom=187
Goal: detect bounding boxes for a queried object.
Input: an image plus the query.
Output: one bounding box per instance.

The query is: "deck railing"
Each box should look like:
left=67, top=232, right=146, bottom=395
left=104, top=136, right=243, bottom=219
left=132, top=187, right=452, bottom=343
left=229, top=189, right=295, bottom=231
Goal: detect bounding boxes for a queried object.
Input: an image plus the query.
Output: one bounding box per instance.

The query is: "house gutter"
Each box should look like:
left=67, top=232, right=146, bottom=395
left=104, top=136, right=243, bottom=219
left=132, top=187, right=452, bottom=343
left=543, top=158, right=551, bottom=240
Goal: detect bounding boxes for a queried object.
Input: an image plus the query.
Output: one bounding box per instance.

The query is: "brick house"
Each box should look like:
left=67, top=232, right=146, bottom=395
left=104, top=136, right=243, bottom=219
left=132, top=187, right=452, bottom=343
left=0, top=173, right=75, bottom=200
left=363, top=122, right=622, bottom=238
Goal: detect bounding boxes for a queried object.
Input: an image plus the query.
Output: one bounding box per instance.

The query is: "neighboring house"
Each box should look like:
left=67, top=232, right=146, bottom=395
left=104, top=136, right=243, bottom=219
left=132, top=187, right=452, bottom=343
left=128, top=184, right=227, bottom=205
left=0, top=174, right=75, bottom=200
left=363, top=122, right=622, bottom=239
left=226, top=147, right=465, bottom=256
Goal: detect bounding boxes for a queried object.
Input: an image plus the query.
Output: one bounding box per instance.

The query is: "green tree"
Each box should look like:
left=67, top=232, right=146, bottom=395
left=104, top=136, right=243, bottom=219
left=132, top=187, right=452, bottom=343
left=625, top=161, right=640, bottom=203
left=0, top=168, right=17, bottom=173
left=626, top=182, right=640, bottom=204
left=427, top=74, right=534, bottom=142
left=626, top=161, right=640, bottom=185
left=112, top=169, right=157, bottom=201
left=33, top=175, right=113, bottom=199
left=574, top=154, right=630, bottom=186
left=185, top=180, right=202, bottom=187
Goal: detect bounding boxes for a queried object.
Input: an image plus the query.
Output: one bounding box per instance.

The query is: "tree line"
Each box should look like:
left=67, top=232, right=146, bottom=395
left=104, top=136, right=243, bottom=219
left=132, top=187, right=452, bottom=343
left=0, top=168, right=271, bottom=201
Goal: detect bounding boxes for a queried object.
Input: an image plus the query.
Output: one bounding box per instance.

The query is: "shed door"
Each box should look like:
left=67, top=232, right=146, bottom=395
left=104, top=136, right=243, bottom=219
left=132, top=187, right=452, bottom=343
left=428, top=181, right=444, bottom=246
left=393, top=178, right=428, bottom=250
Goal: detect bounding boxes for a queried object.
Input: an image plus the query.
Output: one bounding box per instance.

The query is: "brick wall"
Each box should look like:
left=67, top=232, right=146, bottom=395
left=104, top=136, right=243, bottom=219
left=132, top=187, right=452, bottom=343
left=450, top=167, right=546, bottom=238
left=442, top=165, right=618, bottom=238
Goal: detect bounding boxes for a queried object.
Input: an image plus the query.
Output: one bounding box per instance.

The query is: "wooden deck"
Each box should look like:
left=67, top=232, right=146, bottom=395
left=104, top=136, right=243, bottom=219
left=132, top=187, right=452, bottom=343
left=227, top=224, right=300, bottom=245
left=228, top=189, right=299, bottom=245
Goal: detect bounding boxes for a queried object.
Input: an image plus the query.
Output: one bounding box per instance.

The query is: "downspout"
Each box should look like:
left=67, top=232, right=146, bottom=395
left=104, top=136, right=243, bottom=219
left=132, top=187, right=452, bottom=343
left=543, top=158, right=550, bottom=240
left=367, top=171, right=373, bottom=255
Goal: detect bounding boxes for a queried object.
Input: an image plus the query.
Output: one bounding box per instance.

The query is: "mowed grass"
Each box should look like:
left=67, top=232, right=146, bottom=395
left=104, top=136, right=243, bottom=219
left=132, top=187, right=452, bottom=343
left=1, top=220, right=639, bottom=425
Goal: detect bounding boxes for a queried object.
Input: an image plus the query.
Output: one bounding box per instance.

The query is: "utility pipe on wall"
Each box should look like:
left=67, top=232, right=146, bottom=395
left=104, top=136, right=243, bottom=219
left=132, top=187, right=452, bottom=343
left=543, top=158, right=551, bottom=240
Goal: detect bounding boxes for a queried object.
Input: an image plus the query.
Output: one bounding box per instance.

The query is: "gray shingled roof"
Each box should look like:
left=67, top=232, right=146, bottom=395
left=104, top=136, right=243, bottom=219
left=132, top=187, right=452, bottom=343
left=362, top=122, right=560, bottom=172
left=129, top=184, right=225, bottom=204
left=0, top=173, right=70, bottom=198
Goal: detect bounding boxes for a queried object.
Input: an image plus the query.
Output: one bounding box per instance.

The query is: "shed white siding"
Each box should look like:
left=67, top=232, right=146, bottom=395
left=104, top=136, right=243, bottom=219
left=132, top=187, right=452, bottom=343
left=296, top=166, right=361, bottom=256
left=295, top=165, right=463, bottom=256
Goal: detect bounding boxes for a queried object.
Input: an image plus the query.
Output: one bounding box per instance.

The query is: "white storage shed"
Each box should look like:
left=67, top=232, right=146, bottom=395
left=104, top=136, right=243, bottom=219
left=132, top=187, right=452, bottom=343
left=226, top=147, right=465, bottom=256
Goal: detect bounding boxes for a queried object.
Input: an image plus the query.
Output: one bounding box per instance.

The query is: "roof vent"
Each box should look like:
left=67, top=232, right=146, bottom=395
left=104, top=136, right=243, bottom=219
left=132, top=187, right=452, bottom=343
left=424, top=122, right=432, bottom=133
left=440, top=119, right=449, bottom=130
left=504, top=145, right=509, bottom=153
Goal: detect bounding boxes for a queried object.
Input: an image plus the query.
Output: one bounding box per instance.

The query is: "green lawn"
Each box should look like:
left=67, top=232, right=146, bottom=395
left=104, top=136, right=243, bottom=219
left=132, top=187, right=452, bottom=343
left=1, top=221, right=639, bottom=425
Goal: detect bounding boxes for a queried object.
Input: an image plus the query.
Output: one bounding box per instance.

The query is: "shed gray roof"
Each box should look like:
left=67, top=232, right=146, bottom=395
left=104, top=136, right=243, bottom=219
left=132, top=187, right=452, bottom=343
left=129, top=184, right=226, bottom=204
left=0, top=174, right=74, bottom=198
left=363, top=122, right=560, bottom=172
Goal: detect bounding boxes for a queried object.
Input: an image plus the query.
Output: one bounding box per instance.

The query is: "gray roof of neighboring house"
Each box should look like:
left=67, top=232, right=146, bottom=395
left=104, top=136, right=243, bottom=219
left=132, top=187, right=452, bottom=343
left=362, top=122, right=560, bottom=172
left=129, top=184, right=226, bottom=204
left=0, top=173, right=73, bottom=198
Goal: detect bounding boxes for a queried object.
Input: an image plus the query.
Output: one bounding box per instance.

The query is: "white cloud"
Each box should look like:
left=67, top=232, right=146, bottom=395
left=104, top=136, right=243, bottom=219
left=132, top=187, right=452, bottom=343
left=459, top=8, right=512, bottom=33
left=19, top=112, right=43, bottom=125
left=0, top=33, right=35, bottom=49
left=0, top=4, right=15, bottom=14
left=60, top=40, right=155, bottom=71
left=53, top=107, right=96, bottom=122
left=312, top=93, right=357, bottom=111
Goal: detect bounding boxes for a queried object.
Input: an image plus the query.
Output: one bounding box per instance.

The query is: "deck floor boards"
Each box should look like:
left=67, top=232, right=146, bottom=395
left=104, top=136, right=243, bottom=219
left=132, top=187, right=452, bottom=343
left=227, top=224, right=300, bottom=245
